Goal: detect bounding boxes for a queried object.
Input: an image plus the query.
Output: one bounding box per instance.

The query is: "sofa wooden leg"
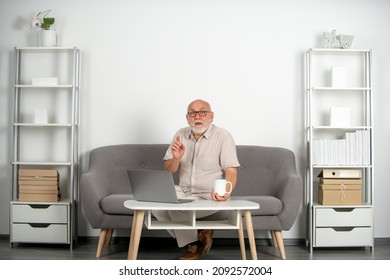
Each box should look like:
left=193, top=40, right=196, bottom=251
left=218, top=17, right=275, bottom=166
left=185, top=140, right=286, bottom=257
left=273, top=230, right=286, bottom=260
left=106, top=229, right=113, bottom=247
left=270, top=230, right=278, bottom=248
left=97, top=228, right=109, bottom=258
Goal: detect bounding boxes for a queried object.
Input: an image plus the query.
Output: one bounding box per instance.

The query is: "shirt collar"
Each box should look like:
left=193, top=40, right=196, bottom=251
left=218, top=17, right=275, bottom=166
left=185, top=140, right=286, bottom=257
left=202, top=124, right=214, bottom=139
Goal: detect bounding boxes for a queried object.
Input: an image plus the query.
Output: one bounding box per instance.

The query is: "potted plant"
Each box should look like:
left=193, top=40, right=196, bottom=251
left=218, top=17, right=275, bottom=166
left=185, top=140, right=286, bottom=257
left=31, top=10, right=57, bottom=47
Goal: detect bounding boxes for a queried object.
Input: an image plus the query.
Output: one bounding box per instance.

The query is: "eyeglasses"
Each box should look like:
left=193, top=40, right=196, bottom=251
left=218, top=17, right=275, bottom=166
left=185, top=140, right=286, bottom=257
left=187, top=110, right=210, bottom=117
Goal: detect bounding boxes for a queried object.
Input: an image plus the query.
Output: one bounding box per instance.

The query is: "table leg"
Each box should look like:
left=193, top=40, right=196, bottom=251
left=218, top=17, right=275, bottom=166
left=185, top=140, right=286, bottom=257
left=244, top=210, right=258, bottom=260
left=127, top=210, right=145, bottom=260
left=238, top=214, right=246, bottom=260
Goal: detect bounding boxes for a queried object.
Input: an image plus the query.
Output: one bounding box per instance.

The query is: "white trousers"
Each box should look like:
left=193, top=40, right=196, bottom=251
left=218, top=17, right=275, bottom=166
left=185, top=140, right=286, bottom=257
left=152, top=186, right=219, bottom=247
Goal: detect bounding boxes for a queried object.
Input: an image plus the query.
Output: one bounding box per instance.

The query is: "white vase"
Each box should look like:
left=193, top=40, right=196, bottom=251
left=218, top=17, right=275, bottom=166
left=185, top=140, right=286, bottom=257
left=39, top=30, right=57, bottom=47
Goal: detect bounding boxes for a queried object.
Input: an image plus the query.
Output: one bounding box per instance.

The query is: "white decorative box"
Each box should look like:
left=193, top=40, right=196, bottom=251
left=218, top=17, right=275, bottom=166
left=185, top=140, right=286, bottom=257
left=331, top=66, right=346, bottom=88
left=330, top=107, right=351, bottom=127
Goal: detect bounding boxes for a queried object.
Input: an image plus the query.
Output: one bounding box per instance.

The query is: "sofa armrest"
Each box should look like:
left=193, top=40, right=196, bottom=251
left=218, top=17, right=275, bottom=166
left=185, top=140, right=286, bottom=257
left=274, top=171, right=303, bottom=230
left=80, top=171, right=111, bottom=228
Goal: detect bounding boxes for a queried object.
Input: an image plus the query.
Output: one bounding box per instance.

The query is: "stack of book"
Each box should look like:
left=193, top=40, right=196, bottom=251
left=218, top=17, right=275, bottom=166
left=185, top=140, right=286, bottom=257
left=318, top=168, right=362, bottom=205
left=18, top=169, right=61, bottom=202
left=312, top=129, right=371, bottom=166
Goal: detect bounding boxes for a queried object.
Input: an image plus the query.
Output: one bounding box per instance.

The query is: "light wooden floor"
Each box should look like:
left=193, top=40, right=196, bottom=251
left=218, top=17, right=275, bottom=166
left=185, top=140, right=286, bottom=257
left=1, top=237, right=389, bottom=260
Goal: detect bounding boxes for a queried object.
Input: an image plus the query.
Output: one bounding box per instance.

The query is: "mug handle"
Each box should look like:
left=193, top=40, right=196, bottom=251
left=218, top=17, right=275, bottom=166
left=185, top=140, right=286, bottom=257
left=226, top=181, right=233, bottom=194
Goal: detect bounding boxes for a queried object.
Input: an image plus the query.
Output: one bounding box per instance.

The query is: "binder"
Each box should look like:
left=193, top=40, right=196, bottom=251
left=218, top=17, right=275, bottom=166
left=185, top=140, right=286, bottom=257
left=19, top=189, right=59, bottom=195
left=318, top=169, right=362, bottom=179
left=19, top=180, right=58, bottom=186
left=19, top=169, right=58, bottom=179
left=19, top=193, right=61, bottom=202
left=19, top=185, right=59, bottom=191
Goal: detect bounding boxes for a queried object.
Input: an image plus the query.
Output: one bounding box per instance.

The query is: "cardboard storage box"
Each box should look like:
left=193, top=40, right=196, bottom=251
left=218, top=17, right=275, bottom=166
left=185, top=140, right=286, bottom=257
left=19, top=169, right=59, bottom=181
left=318, top=168, right=362, bottom=179
left=18, top=169, right=60, bottom=202
left=318, top=184, right=362, bottom=205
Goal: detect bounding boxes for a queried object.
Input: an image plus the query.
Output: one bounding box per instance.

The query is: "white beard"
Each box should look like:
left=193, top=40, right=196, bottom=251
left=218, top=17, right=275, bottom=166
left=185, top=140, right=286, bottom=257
left=189, top=120, right=210, bottom=135
left=191, top=126, right=208, bottom=135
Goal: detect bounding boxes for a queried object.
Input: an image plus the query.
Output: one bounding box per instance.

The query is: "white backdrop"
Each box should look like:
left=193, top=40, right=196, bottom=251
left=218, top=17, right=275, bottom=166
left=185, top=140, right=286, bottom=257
left=0, top=0, right=389, bottom=240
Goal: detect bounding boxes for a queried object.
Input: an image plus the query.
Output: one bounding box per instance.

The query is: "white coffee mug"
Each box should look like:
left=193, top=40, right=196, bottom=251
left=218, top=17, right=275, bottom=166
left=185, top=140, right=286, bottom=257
left=214, top=178, right=232, bottom=196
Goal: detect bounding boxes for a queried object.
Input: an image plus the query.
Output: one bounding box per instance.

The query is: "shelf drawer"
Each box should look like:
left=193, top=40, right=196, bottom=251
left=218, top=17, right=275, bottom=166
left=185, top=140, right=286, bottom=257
left=315, top=207, right=372, bottom=227
left=315, top=227, right=373, bottom=247
left=11, top=204, right=68, bottom=223
left=11, top=223, right=69, bottom=243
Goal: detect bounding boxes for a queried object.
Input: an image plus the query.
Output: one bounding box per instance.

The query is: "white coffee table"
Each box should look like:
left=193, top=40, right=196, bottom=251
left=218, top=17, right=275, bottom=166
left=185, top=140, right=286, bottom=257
left=123, top=199, right=260, bottom=260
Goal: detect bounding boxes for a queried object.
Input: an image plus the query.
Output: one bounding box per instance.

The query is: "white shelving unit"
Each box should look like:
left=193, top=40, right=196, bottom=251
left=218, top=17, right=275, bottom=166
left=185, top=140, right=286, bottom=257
left=305, top=48, right=374, bottom=252
left=10, top=47, right=80, bottom=248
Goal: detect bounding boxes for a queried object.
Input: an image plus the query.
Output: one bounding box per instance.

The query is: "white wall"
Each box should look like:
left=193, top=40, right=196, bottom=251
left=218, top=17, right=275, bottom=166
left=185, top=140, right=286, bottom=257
left=1, top=0, right=389, bottom=240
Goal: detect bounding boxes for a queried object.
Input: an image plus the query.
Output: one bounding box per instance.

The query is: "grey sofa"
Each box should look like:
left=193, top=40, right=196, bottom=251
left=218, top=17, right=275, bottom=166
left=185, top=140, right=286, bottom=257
left=80, top=144, right=302, bottom=259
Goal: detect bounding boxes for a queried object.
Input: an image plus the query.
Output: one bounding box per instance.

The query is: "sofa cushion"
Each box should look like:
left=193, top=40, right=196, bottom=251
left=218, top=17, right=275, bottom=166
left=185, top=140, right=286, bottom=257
left=101, top=193, right=282, bottom=217
left=198, top=195, right=282, bottom=221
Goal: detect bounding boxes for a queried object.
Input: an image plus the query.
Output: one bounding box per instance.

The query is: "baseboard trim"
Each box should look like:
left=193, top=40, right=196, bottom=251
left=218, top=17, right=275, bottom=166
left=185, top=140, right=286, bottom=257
left=2, top=234, right=390, bottom=246
left=75, top=236, right=390, bottom=246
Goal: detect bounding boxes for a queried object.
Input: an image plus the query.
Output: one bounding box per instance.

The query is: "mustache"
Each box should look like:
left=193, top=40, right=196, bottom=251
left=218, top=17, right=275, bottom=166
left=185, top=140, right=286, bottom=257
left=189, top=120, right=205, bottom=126
left=190, top=121, right=209, bottom=135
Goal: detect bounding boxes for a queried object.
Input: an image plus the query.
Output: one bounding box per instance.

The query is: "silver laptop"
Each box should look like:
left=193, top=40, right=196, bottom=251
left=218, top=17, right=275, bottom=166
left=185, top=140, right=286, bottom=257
left=127, top=169, right=194, bottom=203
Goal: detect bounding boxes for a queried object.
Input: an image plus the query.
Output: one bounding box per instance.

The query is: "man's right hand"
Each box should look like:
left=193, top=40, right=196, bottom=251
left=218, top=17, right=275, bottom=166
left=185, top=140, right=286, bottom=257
left=172, top=136, right=185, bottom=160
left=164, top=136, right=184, bottom=173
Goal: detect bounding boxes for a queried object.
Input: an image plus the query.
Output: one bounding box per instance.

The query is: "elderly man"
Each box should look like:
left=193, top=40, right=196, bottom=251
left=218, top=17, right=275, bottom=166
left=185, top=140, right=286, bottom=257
left=153, top=99, right=240, bottom=260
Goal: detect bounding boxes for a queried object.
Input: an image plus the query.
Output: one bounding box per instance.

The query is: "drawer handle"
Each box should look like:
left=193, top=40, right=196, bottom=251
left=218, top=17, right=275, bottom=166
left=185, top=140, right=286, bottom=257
left=332, top=208, right=354, bottom=213
left=28, top=223, right=50, bottom=228
left=332, top=227, right=354, bottom=232
left=28, top=205, right=51, bottom=209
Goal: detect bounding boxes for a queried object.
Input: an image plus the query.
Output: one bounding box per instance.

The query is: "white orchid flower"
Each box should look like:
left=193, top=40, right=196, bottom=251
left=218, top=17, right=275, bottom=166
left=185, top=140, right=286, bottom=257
left=31, top=17, right=41, bottom=29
